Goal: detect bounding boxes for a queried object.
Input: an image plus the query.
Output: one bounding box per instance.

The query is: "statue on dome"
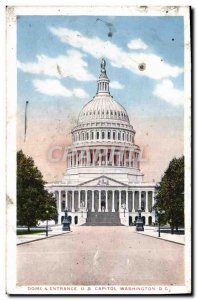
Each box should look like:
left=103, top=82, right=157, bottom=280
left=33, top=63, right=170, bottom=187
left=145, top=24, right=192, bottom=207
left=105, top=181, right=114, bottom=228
left=101, top=58, right=106, bottom=72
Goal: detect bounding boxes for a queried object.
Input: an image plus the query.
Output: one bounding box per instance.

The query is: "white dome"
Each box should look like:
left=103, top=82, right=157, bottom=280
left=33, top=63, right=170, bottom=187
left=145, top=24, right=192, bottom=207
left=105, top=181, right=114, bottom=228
left=78, top=94, right=130, bottom=124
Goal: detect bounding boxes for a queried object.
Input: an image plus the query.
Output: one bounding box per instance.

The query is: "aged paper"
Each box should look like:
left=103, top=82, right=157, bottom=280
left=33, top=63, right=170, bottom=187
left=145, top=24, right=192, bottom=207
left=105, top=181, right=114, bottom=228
left=6, top=6, right=191, bottom=295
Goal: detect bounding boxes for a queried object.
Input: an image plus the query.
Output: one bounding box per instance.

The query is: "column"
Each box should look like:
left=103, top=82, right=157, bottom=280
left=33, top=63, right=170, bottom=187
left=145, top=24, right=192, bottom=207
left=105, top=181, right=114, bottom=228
left=126, top=190, right=128, bottom=212
left=139, top=191, right=142, bottom=210
left=65, top=190, right=68, bottom=208
left=112, top=190, right=115, bottom=212
left=72, top=190, right=75, bottom=212
left=72, top=151, right=75, bottom=167
left=112, top=149, right=114, bottom=166
left=99, top=149, right=101, bottom=166
left=98, top=190, right=101, bottom=212
left=85, top=190, right=88, bottom=208
left=93, top=149, right=95, bottom=166
left=152, top=191, right=155, bottom=207
left=105, top=191, right=108, bottom=212
left=132, top=191, right=135, bottom=212
left=145, top=191, right=148, bottom=212
left=92, top=190, right=95, bottom=212
left=87, top=150, right=90, bottom=166
left=76, top=151, right=78, bottom=167
left=78, top=190, right=81, bottom=210
left=119, top=190, right=121, bottom=211
left=58, top=190, right=61, bottom=224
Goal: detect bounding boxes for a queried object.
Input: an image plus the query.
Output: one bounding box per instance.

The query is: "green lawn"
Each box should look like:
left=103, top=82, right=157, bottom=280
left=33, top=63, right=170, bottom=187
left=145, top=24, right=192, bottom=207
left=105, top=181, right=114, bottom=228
left=17, top=229, right=47, bottom=235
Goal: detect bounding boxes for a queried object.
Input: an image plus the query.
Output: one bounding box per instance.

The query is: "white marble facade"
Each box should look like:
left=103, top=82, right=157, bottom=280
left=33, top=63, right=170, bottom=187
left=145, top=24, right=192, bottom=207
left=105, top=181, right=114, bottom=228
left=46, top=59, right=157, bottom=226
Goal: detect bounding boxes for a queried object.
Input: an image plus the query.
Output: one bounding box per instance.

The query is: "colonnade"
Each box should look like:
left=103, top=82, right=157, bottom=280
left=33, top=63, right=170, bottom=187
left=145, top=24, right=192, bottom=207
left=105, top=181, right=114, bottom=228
left=51, top=189, right=155, bottom=215
left=67, top=148, right=140, bottom=168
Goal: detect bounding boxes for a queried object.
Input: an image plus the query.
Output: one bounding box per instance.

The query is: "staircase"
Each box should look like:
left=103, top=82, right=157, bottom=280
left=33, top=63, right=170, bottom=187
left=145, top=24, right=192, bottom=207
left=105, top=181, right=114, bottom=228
left=84, top=212, right=123, bottom=226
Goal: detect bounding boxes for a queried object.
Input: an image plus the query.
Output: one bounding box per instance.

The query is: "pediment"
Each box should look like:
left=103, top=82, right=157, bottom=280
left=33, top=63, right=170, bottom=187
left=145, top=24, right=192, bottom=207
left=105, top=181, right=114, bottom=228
left=78, top=175, right=128, bottom=187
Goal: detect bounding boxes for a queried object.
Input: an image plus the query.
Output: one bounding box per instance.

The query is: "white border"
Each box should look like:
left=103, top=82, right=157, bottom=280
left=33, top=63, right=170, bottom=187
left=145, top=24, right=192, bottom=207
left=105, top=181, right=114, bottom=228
left=5, top=5, right=191, bottom=295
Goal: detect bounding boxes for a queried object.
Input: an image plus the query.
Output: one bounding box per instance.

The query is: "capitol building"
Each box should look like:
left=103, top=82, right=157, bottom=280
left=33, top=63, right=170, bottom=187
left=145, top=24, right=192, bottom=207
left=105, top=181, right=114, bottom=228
left=46, top=59, right=157, bottom=226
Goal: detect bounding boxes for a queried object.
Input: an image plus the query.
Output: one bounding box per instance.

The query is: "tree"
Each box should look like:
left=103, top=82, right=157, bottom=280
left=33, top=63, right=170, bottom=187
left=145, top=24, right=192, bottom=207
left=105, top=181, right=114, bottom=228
left=154, top=156, right=184, bottom=233
left=17, top=150, right=57, bottom=232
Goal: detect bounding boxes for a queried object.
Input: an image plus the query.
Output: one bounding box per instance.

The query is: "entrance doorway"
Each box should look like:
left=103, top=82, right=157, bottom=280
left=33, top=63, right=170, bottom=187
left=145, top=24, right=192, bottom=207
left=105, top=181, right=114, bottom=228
left=101, top=200, right=105, bottom=212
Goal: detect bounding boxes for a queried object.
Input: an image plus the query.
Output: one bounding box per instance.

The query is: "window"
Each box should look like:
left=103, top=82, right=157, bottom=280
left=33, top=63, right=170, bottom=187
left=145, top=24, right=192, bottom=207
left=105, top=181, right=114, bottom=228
left=118, top=132, right=121, bottom=140
left=91, top=131, right=94, bottom=139
left=113, top=132, right=116, bottom=140
left=108, top=131, right=111, bottom=139
left=102, top=131, right=105, bottom=139
left=123, top=133, right=125, bottom=141
left=82, top=133, right=85, bottom=140
left=87, top=132, right=89, bottom=140
left=97, top=132, right=100, bottom=139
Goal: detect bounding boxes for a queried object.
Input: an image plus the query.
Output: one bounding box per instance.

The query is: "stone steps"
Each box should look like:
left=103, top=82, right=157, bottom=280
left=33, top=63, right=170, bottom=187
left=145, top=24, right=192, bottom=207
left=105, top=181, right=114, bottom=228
left=84, top=212, right=122, bottom=226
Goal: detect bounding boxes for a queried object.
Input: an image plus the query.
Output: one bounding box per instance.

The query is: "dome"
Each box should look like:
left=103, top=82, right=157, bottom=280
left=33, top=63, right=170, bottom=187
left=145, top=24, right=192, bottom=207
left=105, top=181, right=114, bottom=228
left=78, top=58, right=130, bottom=125
left=78, top=94, right=130, bottom=124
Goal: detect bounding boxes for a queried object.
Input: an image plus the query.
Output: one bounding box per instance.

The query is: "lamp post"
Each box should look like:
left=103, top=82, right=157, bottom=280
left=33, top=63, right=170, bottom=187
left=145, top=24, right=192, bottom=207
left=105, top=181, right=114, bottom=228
left=157, top=210, right=165, bottom=237
left=46, top=210, right=49, bottom=237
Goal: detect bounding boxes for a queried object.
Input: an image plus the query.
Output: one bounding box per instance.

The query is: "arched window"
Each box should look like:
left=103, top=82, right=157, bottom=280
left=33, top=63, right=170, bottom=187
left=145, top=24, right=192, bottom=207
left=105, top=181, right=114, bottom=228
left=87, top=132, right=89, bottom=140
left=91, top=131, right=94, bottom=139
left=82, top=132, right=85, bottom=140
left=118, top=132, right=121, bottom=140
left=108, top=131, right=111, bottom=139
left=102, top=131, right=105, bottom=139
left=126, top=133, right=128, bottom=141
left=122, top=133, right=125, bottom=141
left=113, top=131, right=116, bottom=140
left=97, top=131, right=100, bottom=139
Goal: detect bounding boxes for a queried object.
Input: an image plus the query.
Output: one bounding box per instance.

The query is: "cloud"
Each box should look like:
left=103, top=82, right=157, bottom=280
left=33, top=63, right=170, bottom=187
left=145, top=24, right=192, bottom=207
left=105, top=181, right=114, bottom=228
left=73, top=88, right=89, bottom=99
left=110, top=81, right=124, bottom=89
left=153, top=79, right=184, bottom=106
left=17, top=49, right=96, bottom=82
left=127, top=38, right=148, bottom=50
left=49, top=26, right=183, bottom=80
left=33, top=79, right=89, bottom=99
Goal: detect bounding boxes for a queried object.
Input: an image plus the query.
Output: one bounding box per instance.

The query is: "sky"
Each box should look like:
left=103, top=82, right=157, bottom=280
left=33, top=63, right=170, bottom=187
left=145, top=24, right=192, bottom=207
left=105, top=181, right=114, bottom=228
left=17, top=15, right=184, bottom=182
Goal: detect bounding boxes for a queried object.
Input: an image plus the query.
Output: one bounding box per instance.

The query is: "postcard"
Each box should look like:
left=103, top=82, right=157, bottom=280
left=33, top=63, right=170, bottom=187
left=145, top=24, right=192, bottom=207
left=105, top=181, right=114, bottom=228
left=6, top=5, right=191, bottom=295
